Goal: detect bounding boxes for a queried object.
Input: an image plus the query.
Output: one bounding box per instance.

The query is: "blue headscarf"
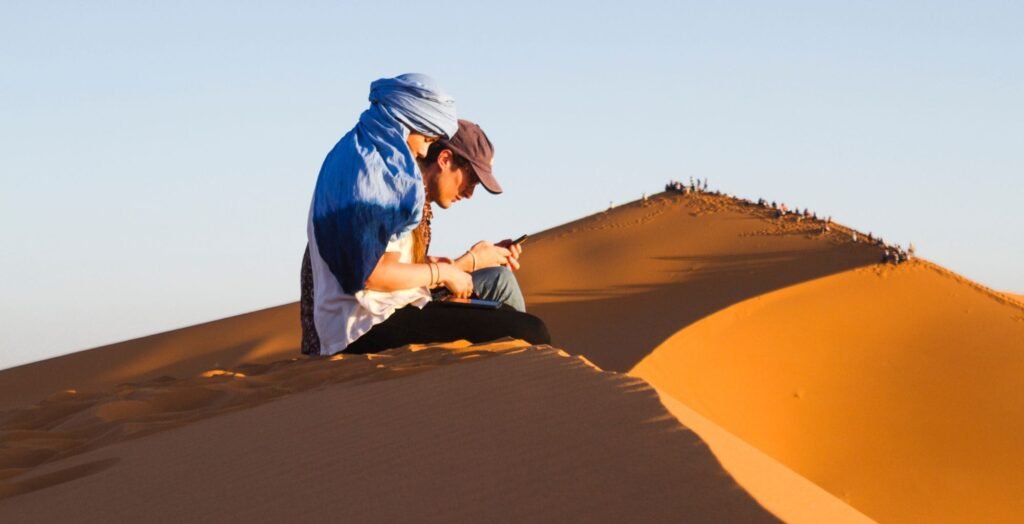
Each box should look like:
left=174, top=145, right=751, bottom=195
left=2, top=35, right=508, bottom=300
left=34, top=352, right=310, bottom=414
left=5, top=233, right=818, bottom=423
left=311, top=74, right=457, bottom=294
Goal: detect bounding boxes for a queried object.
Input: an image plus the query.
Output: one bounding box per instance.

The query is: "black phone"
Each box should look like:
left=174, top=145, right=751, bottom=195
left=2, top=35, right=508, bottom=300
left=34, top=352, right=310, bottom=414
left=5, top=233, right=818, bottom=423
left=511, top=234, right=529, bottom=246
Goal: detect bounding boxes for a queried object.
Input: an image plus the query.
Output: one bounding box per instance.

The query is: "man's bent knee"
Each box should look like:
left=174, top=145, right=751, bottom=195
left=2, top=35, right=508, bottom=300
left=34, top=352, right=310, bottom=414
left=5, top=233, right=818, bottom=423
left=473, top=266, right=527, bottom=312
left=514, top=313, right=550, bottom=346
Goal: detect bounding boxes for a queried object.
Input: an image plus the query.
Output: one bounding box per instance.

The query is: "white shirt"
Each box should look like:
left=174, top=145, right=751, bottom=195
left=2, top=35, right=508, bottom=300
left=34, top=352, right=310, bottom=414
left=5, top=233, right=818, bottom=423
left=307, top=208, right=431, bottom=355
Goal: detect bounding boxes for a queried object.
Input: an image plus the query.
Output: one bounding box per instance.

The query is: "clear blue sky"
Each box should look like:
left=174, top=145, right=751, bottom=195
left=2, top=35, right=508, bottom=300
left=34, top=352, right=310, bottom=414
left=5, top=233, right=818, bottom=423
left=1, top=1, right=1021, bottom=370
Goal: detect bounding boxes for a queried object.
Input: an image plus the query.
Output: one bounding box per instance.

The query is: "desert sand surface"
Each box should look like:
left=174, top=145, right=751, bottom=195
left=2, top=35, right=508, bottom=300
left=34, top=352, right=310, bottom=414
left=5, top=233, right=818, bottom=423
left=516, top=192, right=884, bottom=372
left=1, top=342, right=789, bottom=522
left=0, top=338, right=872, bottom=523
left=655, top=389, right=870, bottom=523
left=2, top=190, right=1020, bottom=521
left=0, top=304, right=299, bottom=410
left=632, top=259, right=1024, bottom=522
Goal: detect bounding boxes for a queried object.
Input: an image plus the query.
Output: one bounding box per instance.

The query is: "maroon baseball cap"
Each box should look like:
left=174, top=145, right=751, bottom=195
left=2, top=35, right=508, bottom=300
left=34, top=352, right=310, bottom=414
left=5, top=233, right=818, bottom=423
left=442, top=119, right=502, bottom=194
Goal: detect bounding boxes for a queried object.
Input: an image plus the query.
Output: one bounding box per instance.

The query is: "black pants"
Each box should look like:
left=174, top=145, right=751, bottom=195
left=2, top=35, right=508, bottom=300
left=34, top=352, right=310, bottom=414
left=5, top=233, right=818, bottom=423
left=343, top=302, right=551, bottom=354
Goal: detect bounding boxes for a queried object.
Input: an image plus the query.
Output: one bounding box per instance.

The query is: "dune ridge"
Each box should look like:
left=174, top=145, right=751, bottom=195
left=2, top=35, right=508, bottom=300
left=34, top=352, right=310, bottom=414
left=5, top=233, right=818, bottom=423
left=914, top=259, right=1024, bottom=309
left=517, top=191, right=886, bottom=372
left=0, top=339, right=532, bottom=491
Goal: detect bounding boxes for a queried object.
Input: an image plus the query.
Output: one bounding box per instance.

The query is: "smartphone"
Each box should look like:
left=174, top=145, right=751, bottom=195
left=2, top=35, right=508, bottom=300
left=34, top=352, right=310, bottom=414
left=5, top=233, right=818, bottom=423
left=511, top=234, right=529, bottom=246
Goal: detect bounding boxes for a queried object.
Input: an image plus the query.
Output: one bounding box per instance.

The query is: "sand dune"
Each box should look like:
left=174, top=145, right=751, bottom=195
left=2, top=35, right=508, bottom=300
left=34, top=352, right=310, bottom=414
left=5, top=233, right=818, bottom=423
left=655, top=390, right=870, bottom=523
left=516, top=192, right=883, bottom=372
left=1, top=343, right=785, bottom=522
left=0, top=304, right=299, bottom=410
left=633, top=260, right=1024, bottom=522
left=1, top=338, right=874, bottom=522
left=516, top=192, right=1023, bottom=521
left=2, top=190, right=1019, bottom=521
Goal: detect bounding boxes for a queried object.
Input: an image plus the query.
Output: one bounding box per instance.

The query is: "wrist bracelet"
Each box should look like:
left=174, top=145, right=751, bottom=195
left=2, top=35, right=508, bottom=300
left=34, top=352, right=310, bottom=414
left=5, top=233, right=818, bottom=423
left=469, top=251, right=477, bottom=272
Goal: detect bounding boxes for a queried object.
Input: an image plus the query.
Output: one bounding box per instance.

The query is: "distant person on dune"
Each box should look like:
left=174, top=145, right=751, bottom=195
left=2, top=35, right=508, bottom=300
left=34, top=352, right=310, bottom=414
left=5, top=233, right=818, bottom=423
left=299, top=74, right=549, bottom=356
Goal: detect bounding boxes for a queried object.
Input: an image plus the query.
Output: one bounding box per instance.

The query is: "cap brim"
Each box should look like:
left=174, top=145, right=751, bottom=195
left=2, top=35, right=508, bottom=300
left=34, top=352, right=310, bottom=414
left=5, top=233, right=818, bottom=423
left=471, top=161, right=503, bottom=195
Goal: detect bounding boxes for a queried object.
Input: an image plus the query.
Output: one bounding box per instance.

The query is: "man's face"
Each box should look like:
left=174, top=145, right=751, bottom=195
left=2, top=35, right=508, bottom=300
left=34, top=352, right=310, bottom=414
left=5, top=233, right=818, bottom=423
left=424, top=149, right=479, bottom=209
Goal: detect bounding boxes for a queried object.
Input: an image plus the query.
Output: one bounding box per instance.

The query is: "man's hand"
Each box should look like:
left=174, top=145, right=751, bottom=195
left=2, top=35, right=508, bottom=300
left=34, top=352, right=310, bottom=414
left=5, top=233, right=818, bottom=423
left=438, top=263, right=474, bottom=298
left=494, top=239, right=523, bottom=271
left=467, top=240, right=519, bottom=271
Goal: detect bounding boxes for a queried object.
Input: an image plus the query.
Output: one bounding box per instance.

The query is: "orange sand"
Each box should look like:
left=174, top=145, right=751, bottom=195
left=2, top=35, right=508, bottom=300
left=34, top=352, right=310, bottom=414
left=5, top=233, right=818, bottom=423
left=516, top=192, right=882, bottom=372
left=633, top=261, right=1024, bottom=522
left=654, top=390, right=871, bottom=523
left=0, top=304, right=299, bottom=410
left=518, top=193, right=1024, bottom=521
left=2, top=190, right=1020, bottom=521
left=1, top=343, right=780, bottom=521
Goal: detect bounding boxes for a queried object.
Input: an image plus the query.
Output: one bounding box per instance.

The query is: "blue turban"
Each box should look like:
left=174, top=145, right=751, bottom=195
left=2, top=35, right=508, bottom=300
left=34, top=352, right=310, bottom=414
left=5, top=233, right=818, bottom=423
left=311, top=73, right=458, bottom=294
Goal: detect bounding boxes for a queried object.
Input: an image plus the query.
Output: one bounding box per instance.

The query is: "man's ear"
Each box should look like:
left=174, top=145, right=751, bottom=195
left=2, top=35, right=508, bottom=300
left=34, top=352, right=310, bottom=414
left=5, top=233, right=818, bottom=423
left=437, top=148, right=453, bottom=169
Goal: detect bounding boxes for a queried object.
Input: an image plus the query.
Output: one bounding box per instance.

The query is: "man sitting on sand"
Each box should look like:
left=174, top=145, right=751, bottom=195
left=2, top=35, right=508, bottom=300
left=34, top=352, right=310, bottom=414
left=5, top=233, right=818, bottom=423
left=300, top=74, right=549, bottom=356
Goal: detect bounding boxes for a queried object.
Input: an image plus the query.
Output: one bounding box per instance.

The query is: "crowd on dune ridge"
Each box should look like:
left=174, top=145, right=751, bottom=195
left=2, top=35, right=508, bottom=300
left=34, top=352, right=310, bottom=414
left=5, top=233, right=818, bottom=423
left=664, top=178, right=914, bottom=265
